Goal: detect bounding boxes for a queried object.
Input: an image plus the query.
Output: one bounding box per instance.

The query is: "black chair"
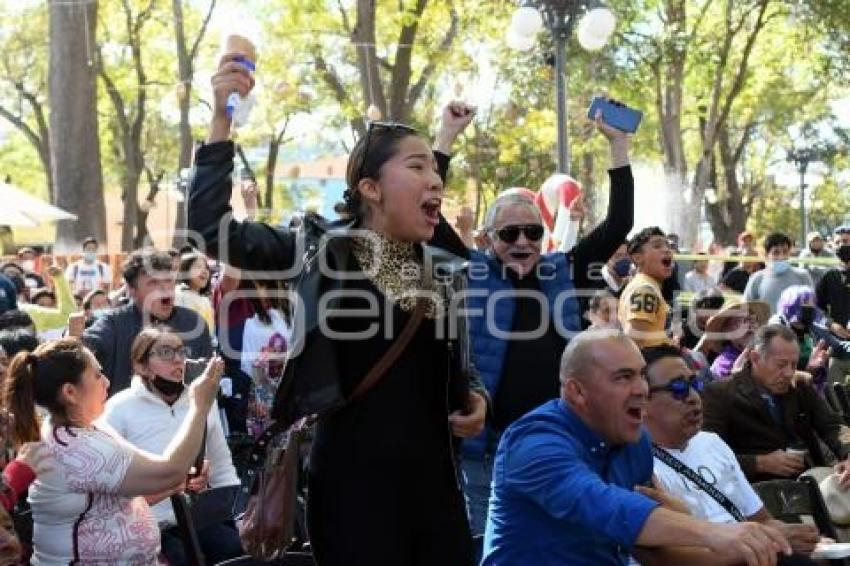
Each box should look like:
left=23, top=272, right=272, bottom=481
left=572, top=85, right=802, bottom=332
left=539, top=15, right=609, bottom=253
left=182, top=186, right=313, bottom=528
left=214, top=552, right=315, bottom=565
left=833, top=384, right=850, bottom=425
left=171, top=492, right=206, bottom=566
left=752, top=476, right=844, bottom=564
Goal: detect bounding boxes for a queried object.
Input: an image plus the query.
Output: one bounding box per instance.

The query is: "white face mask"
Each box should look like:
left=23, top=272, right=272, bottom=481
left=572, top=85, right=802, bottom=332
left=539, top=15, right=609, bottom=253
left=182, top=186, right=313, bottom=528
left=91, top=308, right=110, bottom=319
left=21, top=260, right=35, bottom=272
left=83, top=251, right=97, bottom=263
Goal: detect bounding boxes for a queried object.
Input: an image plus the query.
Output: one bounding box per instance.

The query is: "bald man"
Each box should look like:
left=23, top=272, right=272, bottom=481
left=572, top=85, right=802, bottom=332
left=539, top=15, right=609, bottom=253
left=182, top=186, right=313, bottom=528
left=482, top=329, right=792, bottom=566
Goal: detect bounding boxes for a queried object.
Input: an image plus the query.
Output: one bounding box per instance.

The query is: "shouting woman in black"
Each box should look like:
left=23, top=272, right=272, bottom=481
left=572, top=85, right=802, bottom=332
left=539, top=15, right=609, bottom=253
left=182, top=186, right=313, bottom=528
left=189, top=53, right=487, bottom=565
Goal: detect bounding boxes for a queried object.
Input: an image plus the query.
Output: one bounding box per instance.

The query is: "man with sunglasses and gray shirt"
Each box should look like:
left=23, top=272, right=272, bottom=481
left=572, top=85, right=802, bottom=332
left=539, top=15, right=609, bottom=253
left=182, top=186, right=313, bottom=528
left=459, top=113, right=634, bottom=535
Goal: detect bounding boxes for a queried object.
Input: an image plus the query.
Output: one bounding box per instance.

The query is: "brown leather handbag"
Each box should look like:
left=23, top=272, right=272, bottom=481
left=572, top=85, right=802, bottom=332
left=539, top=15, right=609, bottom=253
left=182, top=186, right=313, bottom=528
left=238, top=300, right=427, bottom=559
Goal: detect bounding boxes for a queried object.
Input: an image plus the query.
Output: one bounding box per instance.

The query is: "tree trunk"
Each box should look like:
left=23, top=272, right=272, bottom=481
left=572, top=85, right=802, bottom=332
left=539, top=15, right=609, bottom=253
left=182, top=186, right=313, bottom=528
left=134, top=169, right=163, bottom=249
left=655, top=0, right=691, bottom=245
left=353, top=0, right=387, bottom=126
left=706, top=124, right=752, bottom=245
left=692, top=0, right=771, bottom=246
left=171, top=0, right=193, bottom=250
left=120, top=147, right=144, bottom=251
left=48, top=0, right=107, bottom=250
left=172, top=0, right=193, bottom=171
left=170, top=0, right=216, bottom=249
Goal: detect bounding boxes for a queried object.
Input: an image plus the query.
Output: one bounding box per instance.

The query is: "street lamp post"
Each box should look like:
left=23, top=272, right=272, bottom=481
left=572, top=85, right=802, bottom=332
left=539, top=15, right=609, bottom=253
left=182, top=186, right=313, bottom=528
left=508, top=2, right=616, bottom=174
left=787, top=145, right=833, bottom=247
left=541, top=2, right=581, bottom=174
left=790, top=151, right=810, bottom=246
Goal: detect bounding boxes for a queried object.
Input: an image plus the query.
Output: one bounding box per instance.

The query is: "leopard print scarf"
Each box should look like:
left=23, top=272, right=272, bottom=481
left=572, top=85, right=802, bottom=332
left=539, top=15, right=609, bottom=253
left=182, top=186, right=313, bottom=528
left=351, top=232, right=440, bottom=319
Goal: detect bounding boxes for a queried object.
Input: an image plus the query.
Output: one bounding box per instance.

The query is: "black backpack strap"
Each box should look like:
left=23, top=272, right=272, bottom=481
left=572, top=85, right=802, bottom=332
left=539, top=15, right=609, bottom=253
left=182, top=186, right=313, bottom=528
left=652, top=444, right=746, bottom=522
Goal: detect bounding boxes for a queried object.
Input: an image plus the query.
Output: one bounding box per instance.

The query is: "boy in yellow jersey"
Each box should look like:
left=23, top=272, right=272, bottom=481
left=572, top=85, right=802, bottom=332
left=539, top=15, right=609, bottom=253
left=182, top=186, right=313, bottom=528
left=619, top=227, right=675, bottom=347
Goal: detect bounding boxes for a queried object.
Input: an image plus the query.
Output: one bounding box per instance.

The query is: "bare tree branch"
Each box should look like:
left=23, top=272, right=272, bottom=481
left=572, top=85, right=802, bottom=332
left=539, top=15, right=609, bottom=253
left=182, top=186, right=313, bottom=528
left=408, top=1, right=459, bottom=113
left=336, top=0, right=352, bottom=35
left=715, top=0, right=772, bottom=135
left=687, top=0, right=712, bottom=43
left=0, top=104, right=40, bottom=149
left=96, top=48, right=131, bottom=138
left=388, top=0, right=428, bottom=120
left=189, top=0, right=217, bottom=63
left=313, top=49, right=366, bottom=135
left=376, top=55, right=393, bottom=72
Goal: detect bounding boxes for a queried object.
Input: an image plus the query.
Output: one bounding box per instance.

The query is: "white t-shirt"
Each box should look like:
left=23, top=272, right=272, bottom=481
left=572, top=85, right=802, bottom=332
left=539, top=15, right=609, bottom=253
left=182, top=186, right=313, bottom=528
left=240, top=309, right=291, bottom=379
left=241, top=309, right=291, bottom=436
left=65, top=260, right=112, bottom=294
left=29, top=425, right=160, bottom=564
left=653, top=431, right=763, bottom=523
left=101, top=377, right=240, bottom=525
left=683, top=270, right=716, bottom=293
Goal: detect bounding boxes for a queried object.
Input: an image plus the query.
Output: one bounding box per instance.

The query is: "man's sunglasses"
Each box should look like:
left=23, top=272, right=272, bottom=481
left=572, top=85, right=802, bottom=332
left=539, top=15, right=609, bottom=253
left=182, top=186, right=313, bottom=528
left=357, top=121, right=418, bottom=181
left=494, top=224, right=545, bottom=244
left=648, top=374, right=705, bottom=401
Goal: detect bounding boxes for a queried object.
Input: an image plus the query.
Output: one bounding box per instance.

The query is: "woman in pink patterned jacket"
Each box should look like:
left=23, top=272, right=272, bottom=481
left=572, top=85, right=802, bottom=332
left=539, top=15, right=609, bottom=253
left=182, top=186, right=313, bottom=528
left=2, top=337, right=222, bottom=564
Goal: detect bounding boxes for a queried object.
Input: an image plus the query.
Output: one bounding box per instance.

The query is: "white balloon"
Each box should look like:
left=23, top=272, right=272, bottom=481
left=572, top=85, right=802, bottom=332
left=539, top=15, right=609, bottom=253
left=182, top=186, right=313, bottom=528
left=506, top=29, right=536, bottom=51
left=577, top=15, right=610, bottom=51
left=510, top=7, right=543, bottom=37
left=582, top=8, right=617, bottom=39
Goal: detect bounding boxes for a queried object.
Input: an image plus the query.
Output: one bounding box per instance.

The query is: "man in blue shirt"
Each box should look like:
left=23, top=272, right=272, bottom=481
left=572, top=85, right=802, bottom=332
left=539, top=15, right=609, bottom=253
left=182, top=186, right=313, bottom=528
left=482, top=329, right=792, bottom=565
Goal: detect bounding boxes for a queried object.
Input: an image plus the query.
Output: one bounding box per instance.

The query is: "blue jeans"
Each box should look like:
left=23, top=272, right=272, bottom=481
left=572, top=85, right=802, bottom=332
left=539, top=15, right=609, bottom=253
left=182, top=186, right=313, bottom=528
left=460, top=454, right=494, bottom=537
left=161, top=520, right=244, bottom=566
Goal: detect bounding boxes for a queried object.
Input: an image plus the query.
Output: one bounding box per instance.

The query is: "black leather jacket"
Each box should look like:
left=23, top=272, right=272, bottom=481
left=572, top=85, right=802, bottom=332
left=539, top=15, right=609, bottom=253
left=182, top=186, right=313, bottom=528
left=188, top=141, right=484, bottom=428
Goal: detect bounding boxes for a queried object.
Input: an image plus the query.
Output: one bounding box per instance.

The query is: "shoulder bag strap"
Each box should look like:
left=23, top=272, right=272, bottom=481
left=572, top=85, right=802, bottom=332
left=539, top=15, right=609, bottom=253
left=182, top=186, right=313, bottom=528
left=652, top=444, right=746, bottom=522
left=246, top=298, right=428, bottom=468
left=348, top=298, right=428, bottom=402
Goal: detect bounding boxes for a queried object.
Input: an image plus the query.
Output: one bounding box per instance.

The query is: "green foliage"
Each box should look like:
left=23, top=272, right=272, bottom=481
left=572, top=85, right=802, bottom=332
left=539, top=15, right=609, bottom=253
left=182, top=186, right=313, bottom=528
left=0, top=130, right=48, bottom=197
left=0, top=0, right=847, bottom=243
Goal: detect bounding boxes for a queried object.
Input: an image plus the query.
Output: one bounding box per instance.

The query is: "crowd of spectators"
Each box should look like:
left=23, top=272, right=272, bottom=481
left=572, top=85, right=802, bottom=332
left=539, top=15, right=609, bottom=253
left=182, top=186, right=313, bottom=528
left=0, top=55, right=846, bottom=565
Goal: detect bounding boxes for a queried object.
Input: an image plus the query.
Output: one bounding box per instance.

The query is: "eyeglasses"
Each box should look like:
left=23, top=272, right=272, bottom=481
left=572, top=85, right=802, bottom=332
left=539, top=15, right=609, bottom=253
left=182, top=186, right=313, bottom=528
left=494, top=224, right=545, bottom=244
left=356, top=121, right=418, bottom=181
left=150, top=345, right=189, bottom=362
left=649, top=374, right=704, bottom=401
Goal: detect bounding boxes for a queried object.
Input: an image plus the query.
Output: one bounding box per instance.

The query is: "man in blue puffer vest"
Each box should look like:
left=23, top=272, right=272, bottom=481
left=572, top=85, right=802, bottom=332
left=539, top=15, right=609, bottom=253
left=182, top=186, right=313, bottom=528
left=461, top=117, right=635, bottom=535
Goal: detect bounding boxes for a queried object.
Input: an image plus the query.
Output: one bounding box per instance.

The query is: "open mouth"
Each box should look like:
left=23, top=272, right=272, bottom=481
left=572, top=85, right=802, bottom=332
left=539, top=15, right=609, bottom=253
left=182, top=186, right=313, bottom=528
left=421, top=198, right=441, bottom=225
left=509, top=251, right=533, bottom=260
left=661, top=257, right=673, bottom=268
left=626, top=406, right=645, bottom=422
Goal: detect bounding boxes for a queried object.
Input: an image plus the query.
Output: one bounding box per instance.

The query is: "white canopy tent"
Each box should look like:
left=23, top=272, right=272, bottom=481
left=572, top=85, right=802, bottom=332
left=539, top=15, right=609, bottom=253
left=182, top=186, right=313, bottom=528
left=0, top=182, right=78, bottom=225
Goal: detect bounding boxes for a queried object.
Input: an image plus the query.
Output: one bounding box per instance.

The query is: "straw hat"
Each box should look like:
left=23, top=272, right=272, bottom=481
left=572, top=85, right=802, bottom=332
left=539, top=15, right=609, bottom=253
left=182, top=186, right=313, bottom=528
left=703, top=299, right=771, bottom=349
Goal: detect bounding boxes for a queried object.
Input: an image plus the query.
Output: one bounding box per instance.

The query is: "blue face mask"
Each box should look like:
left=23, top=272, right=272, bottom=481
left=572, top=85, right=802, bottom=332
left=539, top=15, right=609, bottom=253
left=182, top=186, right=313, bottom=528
left=612, top=258, right=632, bottom=278
left=771, top=260, right=790, bottom=275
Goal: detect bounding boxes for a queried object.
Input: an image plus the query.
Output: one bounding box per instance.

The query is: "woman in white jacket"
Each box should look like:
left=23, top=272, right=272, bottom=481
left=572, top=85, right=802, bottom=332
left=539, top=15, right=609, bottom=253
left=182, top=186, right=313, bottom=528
left=101, top=326, right=243, bottom=565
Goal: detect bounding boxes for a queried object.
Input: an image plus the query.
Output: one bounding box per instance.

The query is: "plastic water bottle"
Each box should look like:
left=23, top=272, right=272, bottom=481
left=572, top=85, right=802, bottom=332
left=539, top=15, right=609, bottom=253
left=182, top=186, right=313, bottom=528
left=223, top=35, right=257, bottom=127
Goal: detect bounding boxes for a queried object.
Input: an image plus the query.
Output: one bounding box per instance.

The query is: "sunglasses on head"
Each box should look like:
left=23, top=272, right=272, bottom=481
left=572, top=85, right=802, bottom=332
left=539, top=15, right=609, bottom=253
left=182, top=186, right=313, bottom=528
left=356, top=121, right=418, bottom=181
left=649, top=374, right=704, bottom=401
left=494, top=224, right=545, bottom=244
